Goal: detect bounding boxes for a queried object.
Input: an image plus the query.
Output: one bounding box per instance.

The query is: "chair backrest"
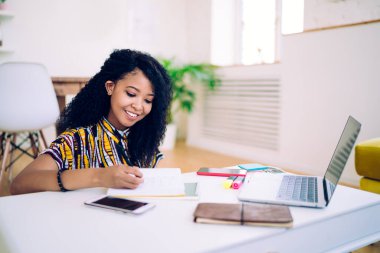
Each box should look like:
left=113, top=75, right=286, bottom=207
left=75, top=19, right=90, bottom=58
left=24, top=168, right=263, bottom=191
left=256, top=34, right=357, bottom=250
left=0, top=62, right=60, bottom=132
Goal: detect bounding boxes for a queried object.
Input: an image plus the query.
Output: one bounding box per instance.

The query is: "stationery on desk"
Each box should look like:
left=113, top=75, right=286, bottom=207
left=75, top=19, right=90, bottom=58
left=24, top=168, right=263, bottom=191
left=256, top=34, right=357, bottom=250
left=232, top=176, right=245, bottom=189
left=238, top=163, right=268, bottom=171
left=193, top=202, right=293, bottom=228
left=197, top=164, right=285, bottom=190
left=183, top=182, right=199, bottom=199
left=197, top=164, right=285, bottom=179
left=107, top=168, right=188, bottom=198
left=238, top=163, right=286, bottom=174
left=223, top=176, right=245, bottom=189
left=197, top=167, right=247, bottom=177
left=223, top=176, right=236, bottom=189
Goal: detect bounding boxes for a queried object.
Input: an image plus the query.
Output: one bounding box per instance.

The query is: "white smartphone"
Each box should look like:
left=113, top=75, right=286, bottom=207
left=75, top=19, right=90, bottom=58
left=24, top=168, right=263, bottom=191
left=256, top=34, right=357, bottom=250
left=84, top=195, right=155, bottom=214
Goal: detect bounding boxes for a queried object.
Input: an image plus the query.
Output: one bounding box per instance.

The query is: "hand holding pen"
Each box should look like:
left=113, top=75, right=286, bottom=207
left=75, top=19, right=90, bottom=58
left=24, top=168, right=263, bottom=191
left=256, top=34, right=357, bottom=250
left=99, top=165, right=144, bottom=189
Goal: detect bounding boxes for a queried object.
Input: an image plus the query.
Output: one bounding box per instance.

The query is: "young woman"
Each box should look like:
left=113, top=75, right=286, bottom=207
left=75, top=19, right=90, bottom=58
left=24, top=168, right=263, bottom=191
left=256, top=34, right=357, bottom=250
left=10, top=49, right=172, bottom=194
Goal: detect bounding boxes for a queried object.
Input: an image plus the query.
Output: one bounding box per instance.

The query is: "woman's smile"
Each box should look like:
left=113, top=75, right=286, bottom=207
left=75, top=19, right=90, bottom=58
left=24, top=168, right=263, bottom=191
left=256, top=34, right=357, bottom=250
left=125, top=110, right=138, bottom=119
left=106, top=68, right=154, bottom=130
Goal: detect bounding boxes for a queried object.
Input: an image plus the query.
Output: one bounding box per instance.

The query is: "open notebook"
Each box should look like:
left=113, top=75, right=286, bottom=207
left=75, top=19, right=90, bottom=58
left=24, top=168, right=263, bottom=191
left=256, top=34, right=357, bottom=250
left=107, top=168, right=186, bottom=198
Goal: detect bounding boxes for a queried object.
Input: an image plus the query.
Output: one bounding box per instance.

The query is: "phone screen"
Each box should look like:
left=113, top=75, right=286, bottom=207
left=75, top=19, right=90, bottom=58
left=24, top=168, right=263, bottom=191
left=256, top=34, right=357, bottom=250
left=92, top=196, right=148, bottom=211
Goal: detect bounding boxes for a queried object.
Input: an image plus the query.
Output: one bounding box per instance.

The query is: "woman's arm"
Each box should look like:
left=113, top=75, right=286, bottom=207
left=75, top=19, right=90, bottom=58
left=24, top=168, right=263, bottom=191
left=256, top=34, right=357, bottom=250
left=10, top=154, right=143, bottom=195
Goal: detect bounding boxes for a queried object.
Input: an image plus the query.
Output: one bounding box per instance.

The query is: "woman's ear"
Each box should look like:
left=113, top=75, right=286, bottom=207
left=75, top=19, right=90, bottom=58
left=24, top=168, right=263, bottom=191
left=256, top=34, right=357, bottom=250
left=105, top=81, right=115, bottom=96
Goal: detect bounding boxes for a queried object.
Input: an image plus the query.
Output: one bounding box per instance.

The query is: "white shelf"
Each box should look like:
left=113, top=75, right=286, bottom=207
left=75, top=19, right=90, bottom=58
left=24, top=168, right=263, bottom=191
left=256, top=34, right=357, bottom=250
left=0, top=10, right=14, bottom=54
left=0, top=47, right=13, bottom=53
left=0, top=10, right=15, bottom=18
left=0, top=9, right=14, bottom=53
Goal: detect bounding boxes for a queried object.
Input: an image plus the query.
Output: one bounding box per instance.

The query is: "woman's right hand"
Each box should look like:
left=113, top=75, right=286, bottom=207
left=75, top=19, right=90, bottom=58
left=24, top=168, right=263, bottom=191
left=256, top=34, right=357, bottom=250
left=98, top=165, right=144, bottom=189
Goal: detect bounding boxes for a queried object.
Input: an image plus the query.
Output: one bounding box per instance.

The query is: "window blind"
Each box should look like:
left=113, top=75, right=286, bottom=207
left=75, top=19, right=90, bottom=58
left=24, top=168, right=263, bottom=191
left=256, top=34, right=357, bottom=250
left=202, top=78, right=280, bottom=150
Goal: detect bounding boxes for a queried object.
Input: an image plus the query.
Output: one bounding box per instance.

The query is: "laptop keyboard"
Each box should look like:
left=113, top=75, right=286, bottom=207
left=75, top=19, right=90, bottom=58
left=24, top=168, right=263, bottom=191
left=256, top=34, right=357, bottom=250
left=277, top=175, right=318, bottom=203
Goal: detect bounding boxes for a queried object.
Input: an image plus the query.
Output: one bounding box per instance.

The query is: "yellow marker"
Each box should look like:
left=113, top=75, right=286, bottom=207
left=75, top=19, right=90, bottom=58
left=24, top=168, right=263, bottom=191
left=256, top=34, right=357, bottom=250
left=223, top=176, right=237, bottom=189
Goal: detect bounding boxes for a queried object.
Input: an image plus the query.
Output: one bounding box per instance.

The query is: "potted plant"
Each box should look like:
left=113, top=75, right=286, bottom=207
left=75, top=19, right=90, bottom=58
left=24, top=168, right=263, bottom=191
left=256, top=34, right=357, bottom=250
left=159, top=58, right=220, bottom=150
left=0, top=0, right=7, bottom=10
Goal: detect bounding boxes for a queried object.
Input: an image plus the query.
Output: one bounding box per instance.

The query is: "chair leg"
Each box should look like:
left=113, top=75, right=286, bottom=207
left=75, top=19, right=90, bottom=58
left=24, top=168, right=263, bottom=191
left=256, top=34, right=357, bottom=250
left=5, top=134, right=17, bottom=182
left=0, top=136, right=11, bottom=184
left=38, top=130, right=48, bottom=152
left=29, top=132, right=39, bottom=158
left=1, top=130, right=49, bottom=183
left=6, top=134, right=17, bottom=172
left=0, top=132, right=5, bottom=161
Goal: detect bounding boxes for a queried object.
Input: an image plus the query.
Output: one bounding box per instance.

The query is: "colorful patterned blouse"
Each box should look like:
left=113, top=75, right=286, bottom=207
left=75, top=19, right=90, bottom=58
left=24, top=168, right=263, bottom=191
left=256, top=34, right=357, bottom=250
left=42, top=117, right=162, bottom=171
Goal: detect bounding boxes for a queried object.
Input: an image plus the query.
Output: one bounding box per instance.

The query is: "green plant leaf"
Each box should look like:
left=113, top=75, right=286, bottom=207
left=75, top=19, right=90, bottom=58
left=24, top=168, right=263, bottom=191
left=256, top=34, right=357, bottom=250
left=159, top=58, right=220, bottom=124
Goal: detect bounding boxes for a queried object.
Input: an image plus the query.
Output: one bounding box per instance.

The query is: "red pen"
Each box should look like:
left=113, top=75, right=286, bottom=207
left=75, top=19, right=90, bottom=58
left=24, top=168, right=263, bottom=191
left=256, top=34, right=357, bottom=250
left=232, top=176, right=245, bottom=189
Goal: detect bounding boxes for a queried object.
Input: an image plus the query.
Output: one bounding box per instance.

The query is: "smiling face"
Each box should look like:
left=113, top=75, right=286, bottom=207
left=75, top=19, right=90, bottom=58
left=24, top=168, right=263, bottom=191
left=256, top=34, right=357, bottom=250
left=105, top=68, right=154, bottom=130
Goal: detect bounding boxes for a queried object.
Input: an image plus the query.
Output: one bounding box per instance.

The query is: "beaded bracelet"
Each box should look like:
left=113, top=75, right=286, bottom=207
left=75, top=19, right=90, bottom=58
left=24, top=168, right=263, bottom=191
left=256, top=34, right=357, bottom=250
left=57, top=170, right=69, bottom=192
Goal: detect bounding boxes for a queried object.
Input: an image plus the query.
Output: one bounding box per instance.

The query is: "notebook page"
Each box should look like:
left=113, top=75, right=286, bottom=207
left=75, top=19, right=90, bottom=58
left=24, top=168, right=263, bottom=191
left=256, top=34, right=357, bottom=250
left=107, top=168, right=185, bottom=197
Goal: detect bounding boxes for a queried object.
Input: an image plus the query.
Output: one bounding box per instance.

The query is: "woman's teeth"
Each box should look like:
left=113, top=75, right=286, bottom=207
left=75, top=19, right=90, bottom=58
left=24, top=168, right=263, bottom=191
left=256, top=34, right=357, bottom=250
left=126, top=111, right=137, bottom=118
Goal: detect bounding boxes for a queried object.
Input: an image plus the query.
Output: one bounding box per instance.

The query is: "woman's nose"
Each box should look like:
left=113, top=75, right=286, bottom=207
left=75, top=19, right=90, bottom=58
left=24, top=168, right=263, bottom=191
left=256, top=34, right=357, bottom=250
left=132, top=99, right=143, bottom=110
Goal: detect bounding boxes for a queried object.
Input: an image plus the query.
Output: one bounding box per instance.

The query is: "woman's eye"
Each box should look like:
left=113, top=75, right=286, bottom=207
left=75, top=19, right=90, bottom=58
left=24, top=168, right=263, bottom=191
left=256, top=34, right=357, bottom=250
left=145, top=99, right=153, bottom=104
left=126, top=92, right=136, bottom=97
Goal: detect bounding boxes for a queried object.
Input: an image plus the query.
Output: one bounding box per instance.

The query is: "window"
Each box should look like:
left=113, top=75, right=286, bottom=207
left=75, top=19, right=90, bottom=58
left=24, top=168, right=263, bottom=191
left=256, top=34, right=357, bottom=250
left=281, top=0, right=304, bottom=35
left=241, top=0, right=277, bottom=65
left=211, top=0, right=304, bottom=66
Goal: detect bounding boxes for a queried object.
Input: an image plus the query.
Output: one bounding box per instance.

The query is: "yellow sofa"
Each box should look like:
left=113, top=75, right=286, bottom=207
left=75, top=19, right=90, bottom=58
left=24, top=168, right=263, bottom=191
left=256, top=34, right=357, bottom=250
left=355, top=138, right=380, bottom=194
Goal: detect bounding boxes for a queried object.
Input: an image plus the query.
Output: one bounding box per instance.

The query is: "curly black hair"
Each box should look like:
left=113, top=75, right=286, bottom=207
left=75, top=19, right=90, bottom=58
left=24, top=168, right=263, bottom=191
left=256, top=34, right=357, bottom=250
left=57, top=49, right=172, bottom=167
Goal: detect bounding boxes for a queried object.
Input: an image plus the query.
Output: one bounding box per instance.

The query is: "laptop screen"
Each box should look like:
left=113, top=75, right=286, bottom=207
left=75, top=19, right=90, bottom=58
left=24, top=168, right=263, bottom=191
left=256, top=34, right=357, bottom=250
left=323, top=116, right=361, bottom=204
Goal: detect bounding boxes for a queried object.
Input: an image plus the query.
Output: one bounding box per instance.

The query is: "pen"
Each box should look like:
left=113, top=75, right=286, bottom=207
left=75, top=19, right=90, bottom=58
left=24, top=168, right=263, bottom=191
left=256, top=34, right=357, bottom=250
left=232, top=176, right=245, bottom=189
left=223, top=176, right=236, bottom=189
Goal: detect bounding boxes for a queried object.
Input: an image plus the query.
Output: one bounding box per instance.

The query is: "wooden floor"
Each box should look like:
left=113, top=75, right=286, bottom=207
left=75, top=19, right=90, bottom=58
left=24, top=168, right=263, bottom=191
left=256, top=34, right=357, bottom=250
left=157, top=141, right=253, bottom=172
left=0, top=140, right=379, bottom=252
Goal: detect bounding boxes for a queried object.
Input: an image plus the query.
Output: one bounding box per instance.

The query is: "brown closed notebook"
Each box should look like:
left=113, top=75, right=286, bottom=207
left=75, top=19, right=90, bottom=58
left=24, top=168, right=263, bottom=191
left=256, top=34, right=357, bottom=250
left=193, top=202, right=293, bottom=228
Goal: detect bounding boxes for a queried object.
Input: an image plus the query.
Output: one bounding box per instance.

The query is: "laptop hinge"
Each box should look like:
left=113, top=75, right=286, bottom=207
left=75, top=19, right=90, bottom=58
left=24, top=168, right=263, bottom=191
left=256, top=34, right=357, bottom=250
left=323, top=178, right=329, bottom=206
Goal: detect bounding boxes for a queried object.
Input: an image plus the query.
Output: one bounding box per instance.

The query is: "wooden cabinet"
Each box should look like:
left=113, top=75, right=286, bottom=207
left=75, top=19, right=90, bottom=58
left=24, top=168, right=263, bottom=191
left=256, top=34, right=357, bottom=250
left=51, top=77, right=89, bottom=112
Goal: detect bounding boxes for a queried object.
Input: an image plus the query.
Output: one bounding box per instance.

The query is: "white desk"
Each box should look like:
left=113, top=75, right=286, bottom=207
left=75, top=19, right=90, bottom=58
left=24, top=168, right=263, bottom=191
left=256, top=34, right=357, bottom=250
left=0, top=173, right=379, bottom=253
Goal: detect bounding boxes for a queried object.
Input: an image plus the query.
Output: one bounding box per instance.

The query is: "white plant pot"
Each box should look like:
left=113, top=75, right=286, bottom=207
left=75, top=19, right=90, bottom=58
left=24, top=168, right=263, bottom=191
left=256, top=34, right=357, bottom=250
left=160, top=123, right=177, bottom=150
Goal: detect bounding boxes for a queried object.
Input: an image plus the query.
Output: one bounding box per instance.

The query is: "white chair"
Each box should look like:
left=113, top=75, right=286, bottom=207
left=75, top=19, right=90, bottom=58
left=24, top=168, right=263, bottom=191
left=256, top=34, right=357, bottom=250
left=0, top=62, right=59, bottom=182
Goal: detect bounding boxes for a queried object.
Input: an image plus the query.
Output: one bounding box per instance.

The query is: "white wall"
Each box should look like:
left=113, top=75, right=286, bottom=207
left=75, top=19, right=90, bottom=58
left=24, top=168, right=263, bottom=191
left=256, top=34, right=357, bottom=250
left=186, top=0, right=212, bottom=63
left=188, top=22, right=380, bottom=186
left=2, top=0, right=379, bottom=186
left=280, top=22, right=380, bottom=185
left=1, top=0, right=188, bottom=76
left=0, top=0, right=189, bottom=143
left=304, top=0, right=380, bottom=30
left=210, top=0, right=238, bottom=65
left=171, top=0, right=213, bottom=139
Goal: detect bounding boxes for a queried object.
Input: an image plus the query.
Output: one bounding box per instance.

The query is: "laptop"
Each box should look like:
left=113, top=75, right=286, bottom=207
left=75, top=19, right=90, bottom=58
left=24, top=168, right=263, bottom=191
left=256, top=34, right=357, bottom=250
left=238, top=116, right=361, bottom=208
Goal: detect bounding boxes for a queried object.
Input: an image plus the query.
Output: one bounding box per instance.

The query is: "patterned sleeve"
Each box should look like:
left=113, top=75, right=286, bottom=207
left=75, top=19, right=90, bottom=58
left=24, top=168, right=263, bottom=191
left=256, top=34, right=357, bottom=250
left=41, top=132, right=75, bottom=171
left=151, top=152, right=165, bottom=168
